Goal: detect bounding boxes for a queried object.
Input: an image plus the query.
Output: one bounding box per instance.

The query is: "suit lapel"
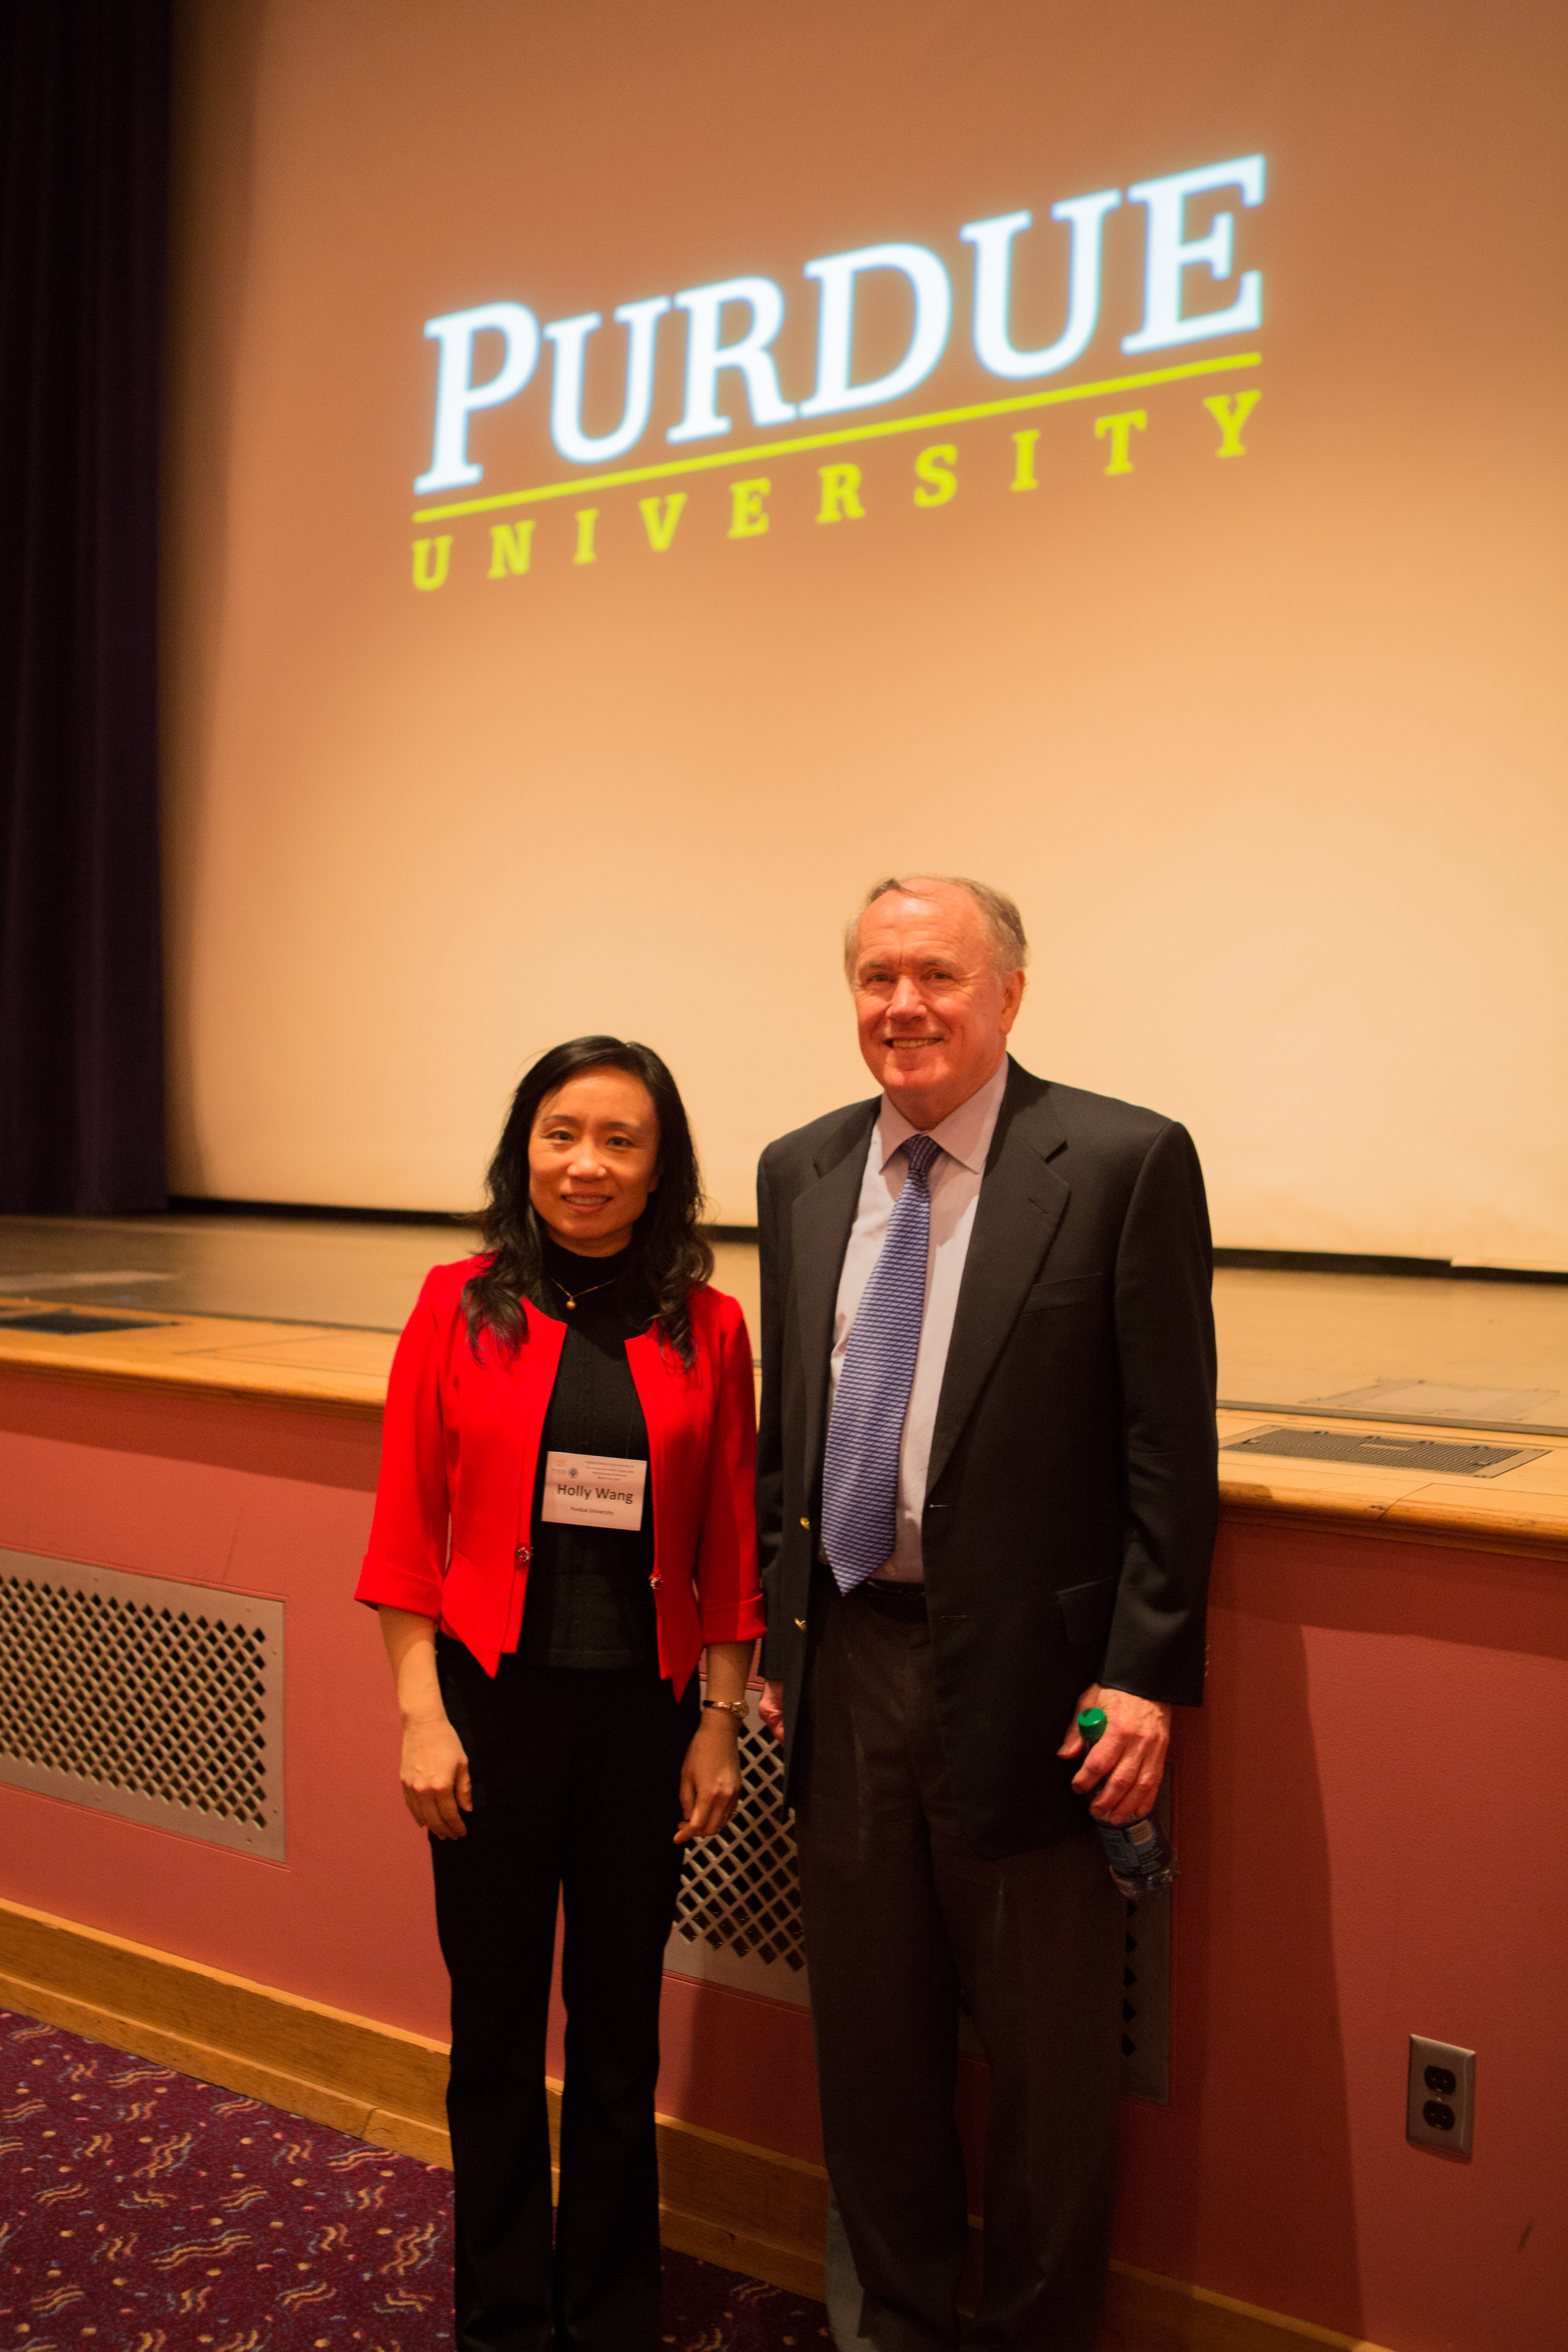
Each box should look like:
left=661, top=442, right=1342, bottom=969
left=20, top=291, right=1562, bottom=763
left=924, top=1069, right=1069, bottom=1497
left=792, top=1102, right=878, bottom=1489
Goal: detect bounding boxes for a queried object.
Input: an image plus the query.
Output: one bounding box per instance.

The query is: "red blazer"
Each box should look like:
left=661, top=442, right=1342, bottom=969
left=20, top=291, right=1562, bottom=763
left=355, top=1257, right=764, bottom=1693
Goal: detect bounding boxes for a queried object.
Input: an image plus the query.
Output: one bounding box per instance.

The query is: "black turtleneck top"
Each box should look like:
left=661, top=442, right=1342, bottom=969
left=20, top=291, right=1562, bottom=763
left=519, top=1229, right=659, bottom=1673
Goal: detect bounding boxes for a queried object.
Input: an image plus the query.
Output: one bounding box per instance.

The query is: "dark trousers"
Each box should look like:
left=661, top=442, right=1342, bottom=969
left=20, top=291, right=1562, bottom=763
left=431, top=1640, right=699, bottom=2352
left=794, top=1585, right=1125, bottom=2352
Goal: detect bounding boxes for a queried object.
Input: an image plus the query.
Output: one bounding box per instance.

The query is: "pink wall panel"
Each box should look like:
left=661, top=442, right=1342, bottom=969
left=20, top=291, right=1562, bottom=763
left=1114, top=1524, right=1568, bottom=2352
left=655, top=1975, right=820, bottom=2166
left=0, top=1374, right=450, bottom=2039
left=2, top=1372, right=1564, bottom=2351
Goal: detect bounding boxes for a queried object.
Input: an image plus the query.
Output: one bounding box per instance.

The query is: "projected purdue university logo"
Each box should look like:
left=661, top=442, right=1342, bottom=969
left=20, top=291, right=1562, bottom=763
left=408, top=154, right=1264, bottom=592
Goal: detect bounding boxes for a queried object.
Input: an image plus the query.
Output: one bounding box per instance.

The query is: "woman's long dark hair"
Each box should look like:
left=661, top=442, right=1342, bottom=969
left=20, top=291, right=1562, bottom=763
left=463, top=1037, right=713, bottom=1366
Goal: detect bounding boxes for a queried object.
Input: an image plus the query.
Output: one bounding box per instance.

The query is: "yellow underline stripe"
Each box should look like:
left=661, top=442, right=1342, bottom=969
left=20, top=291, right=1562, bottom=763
left=411, top=353, right=1262, bottom=523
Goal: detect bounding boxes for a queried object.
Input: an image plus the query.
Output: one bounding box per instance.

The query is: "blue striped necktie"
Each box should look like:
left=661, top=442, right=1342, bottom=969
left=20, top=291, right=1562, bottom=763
left=822, top=1132, right=943, bottom=1595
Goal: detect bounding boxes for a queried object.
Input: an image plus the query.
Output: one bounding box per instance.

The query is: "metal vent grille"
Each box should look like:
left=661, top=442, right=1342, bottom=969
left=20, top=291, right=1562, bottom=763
left=665, top=1696, right=808, bottom=2005
left=1224, top=1427, right=1545, bottom=1477
left=1118, top=1778, right=1172, bottom=2104
left=956, top=1776, right=1173, bottom=2103
left=0, top=1308, right=178, bottom=1335
left=0, top=1548, right=284, bottom=1858
left=663, top=1691, right=1172, bottom=2102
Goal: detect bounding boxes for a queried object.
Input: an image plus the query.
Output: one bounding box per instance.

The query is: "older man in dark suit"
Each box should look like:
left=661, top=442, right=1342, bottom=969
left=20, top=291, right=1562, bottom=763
left=756, top=875, right=1217, bottom=2352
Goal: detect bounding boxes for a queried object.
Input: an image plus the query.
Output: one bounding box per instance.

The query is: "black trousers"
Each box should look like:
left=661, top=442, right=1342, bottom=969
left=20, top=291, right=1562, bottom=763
left=431, top=1638, right=700, bottom=2352
left=794, top=1584, right=1125, bottom=2352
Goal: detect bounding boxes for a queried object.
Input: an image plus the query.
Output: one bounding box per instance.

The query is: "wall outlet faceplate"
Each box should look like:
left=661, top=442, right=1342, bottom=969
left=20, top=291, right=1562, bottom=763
left=1407, top=2035, right=1474, bottom=2157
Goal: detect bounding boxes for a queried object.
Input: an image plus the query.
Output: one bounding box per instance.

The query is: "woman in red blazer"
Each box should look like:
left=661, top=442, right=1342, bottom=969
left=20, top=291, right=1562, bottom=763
left=356, top=1037, right=764, bottom=2352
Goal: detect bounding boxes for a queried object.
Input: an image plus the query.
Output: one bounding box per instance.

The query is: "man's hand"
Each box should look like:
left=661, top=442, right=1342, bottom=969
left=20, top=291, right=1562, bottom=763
left=1057, top=1684, right=1170, bottom=1826
left=760, top=1679, right=786, bottom=1746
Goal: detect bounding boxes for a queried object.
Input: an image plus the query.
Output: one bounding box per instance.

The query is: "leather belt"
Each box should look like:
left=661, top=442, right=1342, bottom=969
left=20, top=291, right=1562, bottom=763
left=854, top=1579, right=928, bottom=1621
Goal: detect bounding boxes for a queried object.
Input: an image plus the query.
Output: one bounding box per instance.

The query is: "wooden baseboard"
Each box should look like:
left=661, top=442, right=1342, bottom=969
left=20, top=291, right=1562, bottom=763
left=0, top=1893, right=448, bottom=2149
left=1100, top=2267, right=1392, bottom=2352
left=0, top=1895, right=825, bottom=2297
left=0, top=1897, right=1387, bottom=2351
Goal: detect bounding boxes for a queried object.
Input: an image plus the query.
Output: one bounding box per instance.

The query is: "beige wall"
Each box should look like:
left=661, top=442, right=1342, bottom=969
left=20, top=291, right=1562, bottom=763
left=162, top=0, right=1567, bottom=1261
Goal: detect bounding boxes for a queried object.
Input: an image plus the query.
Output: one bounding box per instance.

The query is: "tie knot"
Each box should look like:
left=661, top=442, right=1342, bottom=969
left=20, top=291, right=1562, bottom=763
left=903, top=1133, right=942, bottom=1189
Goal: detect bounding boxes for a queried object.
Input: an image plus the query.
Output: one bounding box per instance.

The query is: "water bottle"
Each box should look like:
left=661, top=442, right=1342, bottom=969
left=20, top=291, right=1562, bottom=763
left=1074, top=1706, right=1178, bottom=1898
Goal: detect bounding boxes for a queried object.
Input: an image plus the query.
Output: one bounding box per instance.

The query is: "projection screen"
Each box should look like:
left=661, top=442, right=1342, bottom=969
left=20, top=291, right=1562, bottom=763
left=162, top=0, right=1567, bottom=1264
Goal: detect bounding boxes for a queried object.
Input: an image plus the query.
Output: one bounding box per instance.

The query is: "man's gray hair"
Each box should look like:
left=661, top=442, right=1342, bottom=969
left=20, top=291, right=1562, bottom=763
left=843, top=874, right=1030, bottom=982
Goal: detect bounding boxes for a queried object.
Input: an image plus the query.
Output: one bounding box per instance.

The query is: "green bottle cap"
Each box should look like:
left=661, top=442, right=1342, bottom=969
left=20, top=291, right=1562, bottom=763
left=1077, top=1706, right=1108, bottom=1746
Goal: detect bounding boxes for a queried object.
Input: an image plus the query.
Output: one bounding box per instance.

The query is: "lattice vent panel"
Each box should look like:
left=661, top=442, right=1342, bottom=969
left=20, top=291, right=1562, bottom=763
left=0, top=1549, right=284, bottom=1859
left=665, top=1693, right=808, bottom=2005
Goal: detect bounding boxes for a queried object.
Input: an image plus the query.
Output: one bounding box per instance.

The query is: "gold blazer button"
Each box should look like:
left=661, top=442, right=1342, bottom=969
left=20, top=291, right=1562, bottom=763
left=799, top=1515, right=810, bottom=1529
left=794, top=1617, right=807, bottom=1629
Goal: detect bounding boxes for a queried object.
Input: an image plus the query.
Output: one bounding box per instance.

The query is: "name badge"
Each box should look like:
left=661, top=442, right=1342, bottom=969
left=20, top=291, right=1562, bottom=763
left=542, top=1451, right=647, bottom=1531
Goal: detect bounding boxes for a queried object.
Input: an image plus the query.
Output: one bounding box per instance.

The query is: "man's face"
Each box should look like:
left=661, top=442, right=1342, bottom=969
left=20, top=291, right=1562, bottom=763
left=851, top=884, right=1024, bottom=1128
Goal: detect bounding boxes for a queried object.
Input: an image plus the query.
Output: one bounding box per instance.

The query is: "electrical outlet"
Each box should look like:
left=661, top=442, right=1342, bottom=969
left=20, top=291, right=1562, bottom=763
left=1407, top=2035, right=1474, bottom=2157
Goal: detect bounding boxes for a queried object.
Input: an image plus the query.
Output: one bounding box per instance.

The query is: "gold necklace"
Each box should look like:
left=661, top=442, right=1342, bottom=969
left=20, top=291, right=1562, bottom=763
left=547, top=1267, right=624, bottom=1312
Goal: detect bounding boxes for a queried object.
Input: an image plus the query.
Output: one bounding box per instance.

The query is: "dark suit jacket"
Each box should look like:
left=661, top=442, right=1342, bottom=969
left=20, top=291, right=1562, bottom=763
left=756, top=1056, right=1218, bottom=1858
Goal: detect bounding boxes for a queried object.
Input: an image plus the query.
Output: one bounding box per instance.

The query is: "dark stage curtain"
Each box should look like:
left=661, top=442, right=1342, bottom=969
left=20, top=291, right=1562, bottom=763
left=0, top=0, right=170, bottom=1212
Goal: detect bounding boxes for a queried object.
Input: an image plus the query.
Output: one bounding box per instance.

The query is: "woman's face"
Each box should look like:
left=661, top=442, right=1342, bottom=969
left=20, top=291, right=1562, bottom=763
left=527, top=1068, right=661, bottom=1258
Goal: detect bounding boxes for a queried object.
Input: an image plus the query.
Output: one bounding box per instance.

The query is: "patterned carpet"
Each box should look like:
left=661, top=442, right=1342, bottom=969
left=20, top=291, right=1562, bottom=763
left=0, top=2007, right=832, bottom=2352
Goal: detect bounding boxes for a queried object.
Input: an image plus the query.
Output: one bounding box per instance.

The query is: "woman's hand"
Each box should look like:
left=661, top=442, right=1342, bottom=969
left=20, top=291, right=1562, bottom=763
left=379, top=1606, right=471, bottom=1839
left=675, top=1711, right=742, bottom=1845
left=400, top=1710, right=472, bottom=1839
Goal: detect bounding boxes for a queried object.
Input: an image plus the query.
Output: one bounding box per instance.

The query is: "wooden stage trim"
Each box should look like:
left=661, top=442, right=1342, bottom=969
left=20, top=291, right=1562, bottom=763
left=1213, top=1408, right=1568, bottom=1564
left=1, top=1304, right=1564, bottom=1560
left=0, top=1301, right=389, bottom=1416
left=0, top=1895, right=1391, bottom=2352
